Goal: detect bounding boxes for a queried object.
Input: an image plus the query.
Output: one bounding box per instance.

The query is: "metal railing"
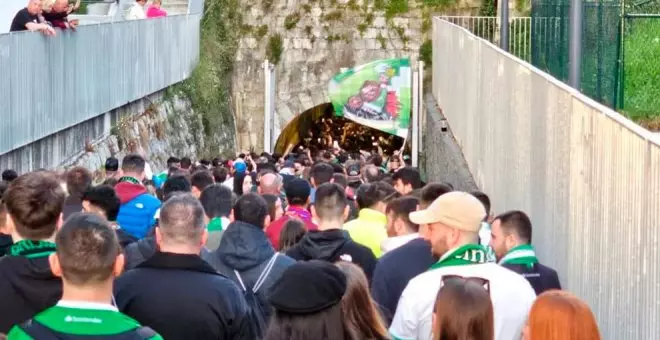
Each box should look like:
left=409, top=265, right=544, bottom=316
left=0, top=3, right=203, bottom=156
left=439, top=16, right=561, bottom=62
left=432, top=17, right=660, bottom=339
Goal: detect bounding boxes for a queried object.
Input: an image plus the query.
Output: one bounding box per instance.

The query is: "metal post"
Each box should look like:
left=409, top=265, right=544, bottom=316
left=569, top=0, right=583, bottom=89
left=418, top=61, right=424, bottom=157
left=500, top=0, right=509, bottom=51
left=412, top=71, right=419, bottom=168
left=269, top=63, right=276, bottom=151
left=263, top=60, right=271, bottom=153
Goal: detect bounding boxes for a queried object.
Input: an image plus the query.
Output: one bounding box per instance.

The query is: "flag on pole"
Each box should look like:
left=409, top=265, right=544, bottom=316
left=328, top=58, right=411, bottom=138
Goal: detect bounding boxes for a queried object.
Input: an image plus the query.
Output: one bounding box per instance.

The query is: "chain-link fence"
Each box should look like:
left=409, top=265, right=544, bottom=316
left=531, top=0, right=622, bottom=108
left=443, top=8, right=660, bottom=118
left=620, top=15, right=660, bottom=120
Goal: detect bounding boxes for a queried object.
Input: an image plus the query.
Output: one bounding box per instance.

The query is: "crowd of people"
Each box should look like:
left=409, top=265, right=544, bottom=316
left=9, top=0, right=167, bottom=34
left=0, top=145, right=602, bottom=339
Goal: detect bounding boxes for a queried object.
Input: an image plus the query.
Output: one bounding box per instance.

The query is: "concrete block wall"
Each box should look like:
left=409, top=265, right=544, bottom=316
left=232, top=0, right=430, bottom=151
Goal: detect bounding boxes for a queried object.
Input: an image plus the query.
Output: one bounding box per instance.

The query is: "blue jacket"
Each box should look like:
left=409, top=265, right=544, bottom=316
left=115, top=181, right=160, bottom=239
left=371, top=237, right=435, bottom=325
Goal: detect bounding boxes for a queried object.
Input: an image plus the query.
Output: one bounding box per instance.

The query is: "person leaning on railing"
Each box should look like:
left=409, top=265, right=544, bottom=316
left=41, top=0, right=80, bottom=30
left=10, top=0, right=56, bottom=36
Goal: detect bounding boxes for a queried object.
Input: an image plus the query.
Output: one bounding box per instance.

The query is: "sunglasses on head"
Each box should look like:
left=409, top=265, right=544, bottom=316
left=442, top=274, right=491, bottom=293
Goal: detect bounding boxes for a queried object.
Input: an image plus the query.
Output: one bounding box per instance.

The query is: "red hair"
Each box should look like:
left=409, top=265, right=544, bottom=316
left=528, top=290, right=600, bottom=340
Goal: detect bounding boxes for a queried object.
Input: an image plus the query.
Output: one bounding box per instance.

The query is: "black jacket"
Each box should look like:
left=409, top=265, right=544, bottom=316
left=114, top=252, right=252, bottom=340
left=204, top=221, right=295, bottom=324
left=0, top=255, right=62, bottom=332
left=123, top=236, right=209, bottom=270
left=286, top=229, right=377, bottom=281
left=116, top=228, right=138, bottom=249
left=371, top=238, right=435, bottom=325
left=503, top=262, right=562, bottom=295
left=61, top=196, right=83, bottom=222
left=0, top=234, right=12, bottom=257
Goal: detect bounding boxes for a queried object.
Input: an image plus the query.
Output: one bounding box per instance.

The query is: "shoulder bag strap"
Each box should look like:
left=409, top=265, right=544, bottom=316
left=19, top=319, right=62, bottom=340
left=253, top=253, right=278, bottom=293
left=233, top=269, right=248, bottom=291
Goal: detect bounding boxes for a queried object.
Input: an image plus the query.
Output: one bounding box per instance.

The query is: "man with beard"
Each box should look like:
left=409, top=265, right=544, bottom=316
left=389, top=192, right=535, bottom=340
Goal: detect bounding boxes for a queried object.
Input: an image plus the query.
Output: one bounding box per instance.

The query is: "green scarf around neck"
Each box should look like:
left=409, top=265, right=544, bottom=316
left=430, top=244, right=487, bottom=270
left=207, top=217, right=224, bottom=232
left=498, top=244, right=538, bottom=269
left=8, top=240, right=56, bottom=259
left=119, top=176, right=141, bottom=185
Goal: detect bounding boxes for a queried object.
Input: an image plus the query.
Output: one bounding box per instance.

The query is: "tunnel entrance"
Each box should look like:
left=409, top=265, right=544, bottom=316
left=274, top=103, right=405, bottom=155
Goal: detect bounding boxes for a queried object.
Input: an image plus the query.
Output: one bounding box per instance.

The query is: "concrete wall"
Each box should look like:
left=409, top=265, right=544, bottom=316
left=61, top=89, right=234, bottom=177
left=233, top=1, right=431, bottom=151
left=422, top=93, right=478, bottom=191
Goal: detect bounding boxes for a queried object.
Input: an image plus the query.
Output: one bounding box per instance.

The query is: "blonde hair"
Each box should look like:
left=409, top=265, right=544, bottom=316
left=41, top=0, right=56, bottom=11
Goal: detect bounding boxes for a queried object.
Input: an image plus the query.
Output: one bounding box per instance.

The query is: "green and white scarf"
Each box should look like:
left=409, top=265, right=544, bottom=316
left=8, top=240, right=56, bottom=259
left=498, top=244, right=538, bottom=269
left=118, top=176, right=141, bottom=185
left=429, top=244, right=487, bottom=271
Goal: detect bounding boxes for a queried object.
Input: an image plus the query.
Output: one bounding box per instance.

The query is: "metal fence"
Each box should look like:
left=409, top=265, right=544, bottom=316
left=433, top=17, right=660, bottom=339
left=0, top=11, right=202, bottom=156
left=439, top=16, right=551, bottom=62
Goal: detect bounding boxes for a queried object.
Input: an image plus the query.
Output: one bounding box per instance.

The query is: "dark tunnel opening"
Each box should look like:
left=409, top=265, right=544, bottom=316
left=273, top=103, right=405, bottom=155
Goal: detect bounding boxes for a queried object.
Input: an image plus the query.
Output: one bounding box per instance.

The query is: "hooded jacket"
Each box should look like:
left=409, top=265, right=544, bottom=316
left=204, top=221, right=295, bottom=321
left=0, top=242, right=62, bottom=333
left=115, top=181, right=161, bottom=239
left=286, top=229, right=377, bottom=281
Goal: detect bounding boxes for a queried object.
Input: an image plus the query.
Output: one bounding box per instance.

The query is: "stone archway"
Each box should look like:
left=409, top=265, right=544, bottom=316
left=273, top=84, right=330, bottom=144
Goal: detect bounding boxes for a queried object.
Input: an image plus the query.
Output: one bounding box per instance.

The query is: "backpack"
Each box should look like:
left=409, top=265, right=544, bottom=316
left=233, top=253, right=278, bottom=339
left=19, top=319, right=157, bottom=339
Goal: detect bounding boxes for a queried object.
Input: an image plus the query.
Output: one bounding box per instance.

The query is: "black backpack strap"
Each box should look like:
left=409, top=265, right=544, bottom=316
left=19, top=319, right=156, bottom=340
left=133, top=326, right=157, bottom=339
left=19, top=319, right=62, bottom=339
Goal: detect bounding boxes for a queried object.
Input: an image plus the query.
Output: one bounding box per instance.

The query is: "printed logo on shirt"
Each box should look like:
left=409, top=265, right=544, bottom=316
left=340, top=254, right=353, bottom=262
left=135, top=203, right=144, bottom=209
left=64, top=315, right=103, bottom=324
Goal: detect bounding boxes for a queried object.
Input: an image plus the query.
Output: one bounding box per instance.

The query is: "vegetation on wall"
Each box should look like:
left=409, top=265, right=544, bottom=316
left=267, top=34, right=284, bottom=65
left=419, top=39, right=433, bottom=66
left=167, top=0, right=241, bottom=156
left=284, top=13, right=301, bottom=30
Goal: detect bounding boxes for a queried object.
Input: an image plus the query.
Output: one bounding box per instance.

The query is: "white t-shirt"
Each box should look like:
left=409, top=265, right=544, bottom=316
left=125, top=3, right=146, bottom=20
left=389, top=263, right=536, bottom=340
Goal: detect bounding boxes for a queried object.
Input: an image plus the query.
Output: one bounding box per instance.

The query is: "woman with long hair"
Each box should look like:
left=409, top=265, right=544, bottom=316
left=262, top=194, right=284, bottom=225
left=433, top=276, right=494, bottom=340
left=524, top=290, right=600, bottom=340
left=265, top=261, right=349, bottom=340
left=278, top=218, right=307, bottom=252
left=233, top=172, right=253, bottom=196
left=335, top=261, right=390, bottom=340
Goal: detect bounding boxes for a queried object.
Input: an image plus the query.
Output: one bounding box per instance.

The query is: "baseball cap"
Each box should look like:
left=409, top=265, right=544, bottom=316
left=409, top=191, right=486, bottom=232
left=233, top=162, right=247, bottom=174
left=285, top=178, right=311, bottom=202
left=105, top=157, right=119, bottom=172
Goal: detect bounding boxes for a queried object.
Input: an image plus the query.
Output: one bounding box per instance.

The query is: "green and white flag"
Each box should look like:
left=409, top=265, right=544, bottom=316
left=328, top=58, right=411, bottom=138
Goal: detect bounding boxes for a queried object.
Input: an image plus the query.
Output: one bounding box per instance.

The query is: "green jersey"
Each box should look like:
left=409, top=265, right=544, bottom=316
left=7, top=301, right=162, bottom=340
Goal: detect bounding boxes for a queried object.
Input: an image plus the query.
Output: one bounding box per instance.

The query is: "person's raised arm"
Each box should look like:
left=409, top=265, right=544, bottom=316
left=25, top=22, right=56, bottom=36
